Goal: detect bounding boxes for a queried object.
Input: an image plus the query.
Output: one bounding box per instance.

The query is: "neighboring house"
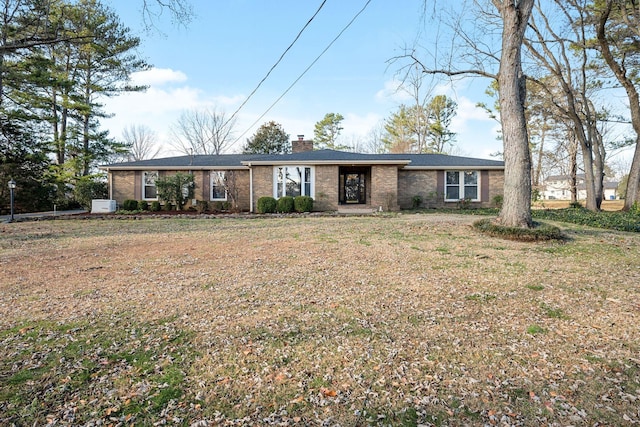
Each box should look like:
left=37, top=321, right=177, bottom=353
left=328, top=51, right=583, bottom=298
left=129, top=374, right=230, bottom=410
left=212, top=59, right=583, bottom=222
left=100, top=138, right=505, bottom=212
left=541, top=174, right=619, bottom=201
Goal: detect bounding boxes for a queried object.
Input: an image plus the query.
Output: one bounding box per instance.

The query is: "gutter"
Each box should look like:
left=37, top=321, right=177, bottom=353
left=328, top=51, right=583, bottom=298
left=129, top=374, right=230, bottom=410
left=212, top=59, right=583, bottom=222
left=401, top=165, right=504, bottom=171
left=240, top=160, right=412, bottom=166
left=248, top=163, right=253, bottom=213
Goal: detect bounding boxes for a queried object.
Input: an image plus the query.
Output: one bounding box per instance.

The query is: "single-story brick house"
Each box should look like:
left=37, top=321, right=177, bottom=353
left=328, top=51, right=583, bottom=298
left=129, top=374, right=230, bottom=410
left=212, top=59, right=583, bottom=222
left=100, top=138, right=504, bottom=212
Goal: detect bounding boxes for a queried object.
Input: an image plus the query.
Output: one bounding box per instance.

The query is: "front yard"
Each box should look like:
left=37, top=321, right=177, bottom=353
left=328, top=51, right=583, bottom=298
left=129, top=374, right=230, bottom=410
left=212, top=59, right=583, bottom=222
left=1, top=214, right=639, bottom=425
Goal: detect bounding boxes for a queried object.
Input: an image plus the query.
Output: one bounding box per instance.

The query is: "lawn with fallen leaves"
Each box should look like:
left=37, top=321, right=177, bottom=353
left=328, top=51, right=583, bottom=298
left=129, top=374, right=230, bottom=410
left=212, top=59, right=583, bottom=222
left=1, top=214, right=639, bottom=426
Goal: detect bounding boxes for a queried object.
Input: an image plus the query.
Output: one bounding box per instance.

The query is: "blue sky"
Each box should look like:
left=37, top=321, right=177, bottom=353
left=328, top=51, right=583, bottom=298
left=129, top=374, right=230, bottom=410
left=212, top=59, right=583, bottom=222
left=101, top=0, right=503, bottom=158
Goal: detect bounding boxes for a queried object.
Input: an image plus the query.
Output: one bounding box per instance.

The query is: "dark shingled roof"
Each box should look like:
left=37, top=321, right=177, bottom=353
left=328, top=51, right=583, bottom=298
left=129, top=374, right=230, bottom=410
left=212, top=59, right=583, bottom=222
left=101, top=149, right=504, bottom=170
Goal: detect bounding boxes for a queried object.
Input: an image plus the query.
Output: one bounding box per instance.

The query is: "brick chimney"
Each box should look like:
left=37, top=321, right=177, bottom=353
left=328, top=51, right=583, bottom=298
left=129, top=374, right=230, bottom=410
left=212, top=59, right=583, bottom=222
left=292, top=134, right=313, bottom=153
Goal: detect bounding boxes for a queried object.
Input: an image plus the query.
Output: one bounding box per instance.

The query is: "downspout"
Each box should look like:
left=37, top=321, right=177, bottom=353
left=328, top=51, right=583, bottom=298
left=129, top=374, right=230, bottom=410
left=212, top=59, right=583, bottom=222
left=248, top=163, right=253, bottom=213
left=108, top=170, right=113, bottom=200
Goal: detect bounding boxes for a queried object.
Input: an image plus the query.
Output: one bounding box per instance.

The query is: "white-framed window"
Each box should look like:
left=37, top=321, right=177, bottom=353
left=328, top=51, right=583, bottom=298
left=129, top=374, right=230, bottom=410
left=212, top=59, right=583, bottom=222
left=143, top=171, right=158, bottom=200
left=445, top=171, right=480, bottom=201
left=274, top=166, right=313, bottom=198
left=210, top=171, right=227, bottom=201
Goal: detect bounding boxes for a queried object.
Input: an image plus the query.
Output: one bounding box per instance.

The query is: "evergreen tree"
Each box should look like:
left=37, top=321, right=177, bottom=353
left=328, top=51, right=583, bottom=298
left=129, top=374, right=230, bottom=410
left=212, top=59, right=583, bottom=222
left=243, top=121, right=290, bottom=154
left=313, top=113, right=347, bottom=150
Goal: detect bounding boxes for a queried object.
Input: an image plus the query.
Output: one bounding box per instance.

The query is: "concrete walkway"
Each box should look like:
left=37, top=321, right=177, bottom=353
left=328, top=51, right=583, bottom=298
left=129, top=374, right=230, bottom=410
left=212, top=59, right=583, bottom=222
left=1, top=209, right=87, bottom=223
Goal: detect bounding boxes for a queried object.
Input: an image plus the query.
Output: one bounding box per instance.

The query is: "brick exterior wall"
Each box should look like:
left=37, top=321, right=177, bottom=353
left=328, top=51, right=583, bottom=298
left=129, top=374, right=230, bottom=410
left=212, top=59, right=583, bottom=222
left=315, top=165, right=339, bottom=211
left=110, top=166, right=504, bottom=212
left=398, top=170, right=440, bottom=208
left=370, top=165, right=399, bottom=211
left=109, top=169, right=252, bottom=211
left=110, top=171, right=136, bottom=203
left=487, top=170, right=504, bottom=207
left=398, top=169, right=505, bottom=209
left=251, top=165, right=274, bottom=211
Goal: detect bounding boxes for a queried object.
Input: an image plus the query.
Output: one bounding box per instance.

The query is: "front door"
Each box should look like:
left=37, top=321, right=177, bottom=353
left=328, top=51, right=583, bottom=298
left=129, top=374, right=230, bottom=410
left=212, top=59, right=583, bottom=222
left=345, top=173, right=364, bottom=203
left=339, top=167, right=368, bottom=204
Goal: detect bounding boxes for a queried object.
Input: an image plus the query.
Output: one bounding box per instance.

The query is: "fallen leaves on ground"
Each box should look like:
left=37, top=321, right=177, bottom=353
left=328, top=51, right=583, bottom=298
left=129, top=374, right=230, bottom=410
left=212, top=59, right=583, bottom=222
left=1, top=214, right=639, bottom=425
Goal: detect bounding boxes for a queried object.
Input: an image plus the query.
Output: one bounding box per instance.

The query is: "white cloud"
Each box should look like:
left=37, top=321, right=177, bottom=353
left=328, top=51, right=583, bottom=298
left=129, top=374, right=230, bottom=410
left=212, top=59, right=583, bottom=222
left=375, top=79, right=412, bottom=104
left=131, top=68, right=188, bottom=86
left=100, top=68, right=245, bottom=156
left=343, top=112, right=383, bottom=137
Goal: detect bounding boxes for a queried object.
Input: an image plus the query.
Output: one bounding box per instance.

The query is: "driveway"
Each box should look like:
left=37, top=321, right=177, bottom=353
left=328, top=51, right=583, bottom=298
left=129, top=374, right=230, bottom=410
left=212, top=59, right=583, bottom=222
left=1, top=209, right=87, bottom=223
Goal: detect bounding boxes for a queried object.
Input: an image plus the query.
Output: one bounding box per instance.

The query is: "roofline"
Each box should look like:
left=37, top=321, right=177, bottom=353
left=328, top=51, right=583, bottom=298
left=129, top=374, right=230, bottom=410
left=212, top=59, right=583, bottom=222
left=402, top=165, right=504, bottom=170
left=100, top=165, right=249, bottom=171
left=241, top=160, right=412, bottom=166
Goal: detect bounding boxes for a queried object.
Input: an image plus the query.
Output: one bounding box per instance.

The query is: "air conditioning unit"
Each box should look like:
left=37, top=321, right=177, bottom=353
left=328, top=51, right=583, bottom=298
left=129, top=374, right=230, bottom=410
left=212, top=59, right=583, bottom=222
left=91, top=199, right=117, bottom=213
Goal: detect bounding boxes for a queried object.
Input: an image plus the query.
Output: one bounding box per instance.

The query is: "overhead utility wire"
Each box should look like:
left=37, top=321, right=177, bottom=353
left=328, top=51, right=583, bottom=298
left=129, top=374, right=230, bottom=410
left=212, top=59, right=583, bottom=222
left=233, top=0, right=373, bottom=145
left=224, top=0, right=327, bottom=127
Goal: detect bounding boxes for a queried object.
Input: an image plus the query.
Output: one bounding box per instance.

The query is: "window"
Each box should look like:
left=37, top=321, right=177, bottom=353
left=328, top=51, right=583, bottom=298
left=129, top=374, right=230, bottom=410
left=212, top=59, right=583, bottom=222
left=210, top=171, right=227, bottom=201
left=274, top=166, right=313, bottom=198
left=143, top=171, right=158, bottom=200
left=445, top=171, right=479, bottom=201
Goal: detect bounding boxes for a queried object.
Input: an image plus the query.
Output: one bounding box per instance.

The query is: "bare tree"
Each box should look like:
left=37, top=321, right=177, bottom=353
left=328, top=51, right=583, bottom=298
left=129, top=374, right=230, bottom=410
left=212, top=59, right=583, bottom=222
left=395, top=65, right=434, bottom=153
left=122, top=124, right=160, bottom=161
left=363, top=121, right=387, bottom=154
left=524, top=0, right=606, bottom=211
left=408, top=0, right=534, bottom=227
left=593, top=0, right=640, bottom=210
left=170, top=107, right=236, bottom=155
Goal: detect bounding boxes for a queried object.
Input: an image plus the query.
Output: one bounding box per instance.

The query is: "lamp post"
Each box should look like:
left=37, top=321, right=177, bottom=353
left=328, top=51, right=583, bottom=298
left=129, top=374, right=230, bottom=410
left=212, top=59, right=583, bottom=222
left=8, top=179, right=16, bottom=222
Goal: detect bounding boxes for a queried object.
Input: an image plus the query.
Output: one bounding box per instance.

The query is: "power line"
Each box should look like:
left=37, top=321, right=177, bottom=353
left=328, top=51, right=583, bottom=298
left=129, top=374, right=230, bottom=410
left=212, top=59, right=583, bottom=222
left=233, top=0, right=374, bottom=146
left=225, top=0, right=327, bottom=127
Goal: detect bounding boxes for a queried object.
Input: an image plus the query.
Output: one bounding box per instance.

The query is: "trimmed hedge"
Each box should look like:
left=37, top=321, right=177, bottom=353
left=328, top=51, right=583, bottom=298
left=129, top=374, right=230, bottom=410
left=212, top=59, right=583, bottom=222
left=122, top=199, right=138, bottom=211
left=276, top=196, right=295, bottom=213
left=138, top=200, right=149, bottom=211
left=294, top=196, right=313, bottom=213
left=150, top=201, right=161, bottom=212
left=257, top=196, right=277, bottom=214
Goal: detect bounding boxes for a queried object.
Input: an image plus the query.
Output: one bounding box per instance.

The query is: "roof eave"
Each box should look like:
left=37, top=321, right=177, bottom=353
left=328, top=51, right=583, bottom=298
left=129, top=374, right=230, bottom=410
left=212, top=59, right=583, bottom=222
left=100, top=165, right=249, bottom=171
left=241, top=160, right=412, bottom=166
left=401, top=165, right=504, bottom=170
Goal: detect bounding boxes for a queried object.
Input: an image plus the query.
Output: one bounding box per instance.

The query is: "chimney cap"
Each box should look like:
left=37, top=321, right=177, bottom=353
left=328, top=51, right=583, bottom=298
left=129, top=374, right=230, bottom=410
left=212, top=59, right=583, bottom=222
left=297, top=134, right=304, bottom=140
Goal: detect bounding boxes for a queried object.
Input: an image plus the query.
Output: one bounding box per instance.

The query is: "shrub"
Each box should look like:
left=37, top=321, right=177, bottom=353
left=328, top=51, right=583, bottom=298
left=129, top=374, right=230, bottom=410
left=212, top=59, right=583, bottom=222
left=458, top=198, right=472, bottom=210
left=630, top=201, right=640, bottom=216
left=164, top=202, right=173, bottom=211
left=195, top=200, right=209, bottom=213
left=74, top=177, right=108, bottom=209
left=569, top=200, right=583, bottom=209
left=138, top=200, right=149, bottom=211
left=492, top=194, right=503, bottom=209
left=155, top=172, right=195, bottom=210
left=257, top=196, right=277, bottom=214
left=294, top=196, right=313, bottom=213
left=122, top=199, right=138, bottom=211
left=222, top=201, right=232, bottom=211
left=276, top=196, right=295, bottom=213
left=411, top=195, right=422, bottom=209
left=150, top=201, right=161, bottom=212
left=211, top=201, right=223, bottom=212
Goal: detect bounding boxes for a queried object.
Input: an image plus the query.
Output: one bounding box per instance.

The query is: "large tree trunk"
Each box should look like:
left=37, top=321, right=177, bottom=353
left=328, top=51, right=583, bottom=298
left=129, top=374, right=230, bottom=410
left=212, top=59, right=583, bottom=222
left=495, top=0, right=535, bottom=228
left=627, top=146, right=640, bottom=208
left=580, top=146, right=598, bottom=210
left=569, top=134, right=578, bottom=203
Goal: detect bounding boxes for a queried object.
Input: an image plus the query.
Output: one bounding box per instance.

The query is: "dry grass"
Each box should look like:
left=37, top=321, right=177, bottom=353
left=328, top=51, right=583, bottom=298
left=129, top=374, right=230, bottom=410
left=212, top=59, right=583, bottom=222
left=1, top=214, right=639, bottom=426
left=533, top=199, right=624, bottom=211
